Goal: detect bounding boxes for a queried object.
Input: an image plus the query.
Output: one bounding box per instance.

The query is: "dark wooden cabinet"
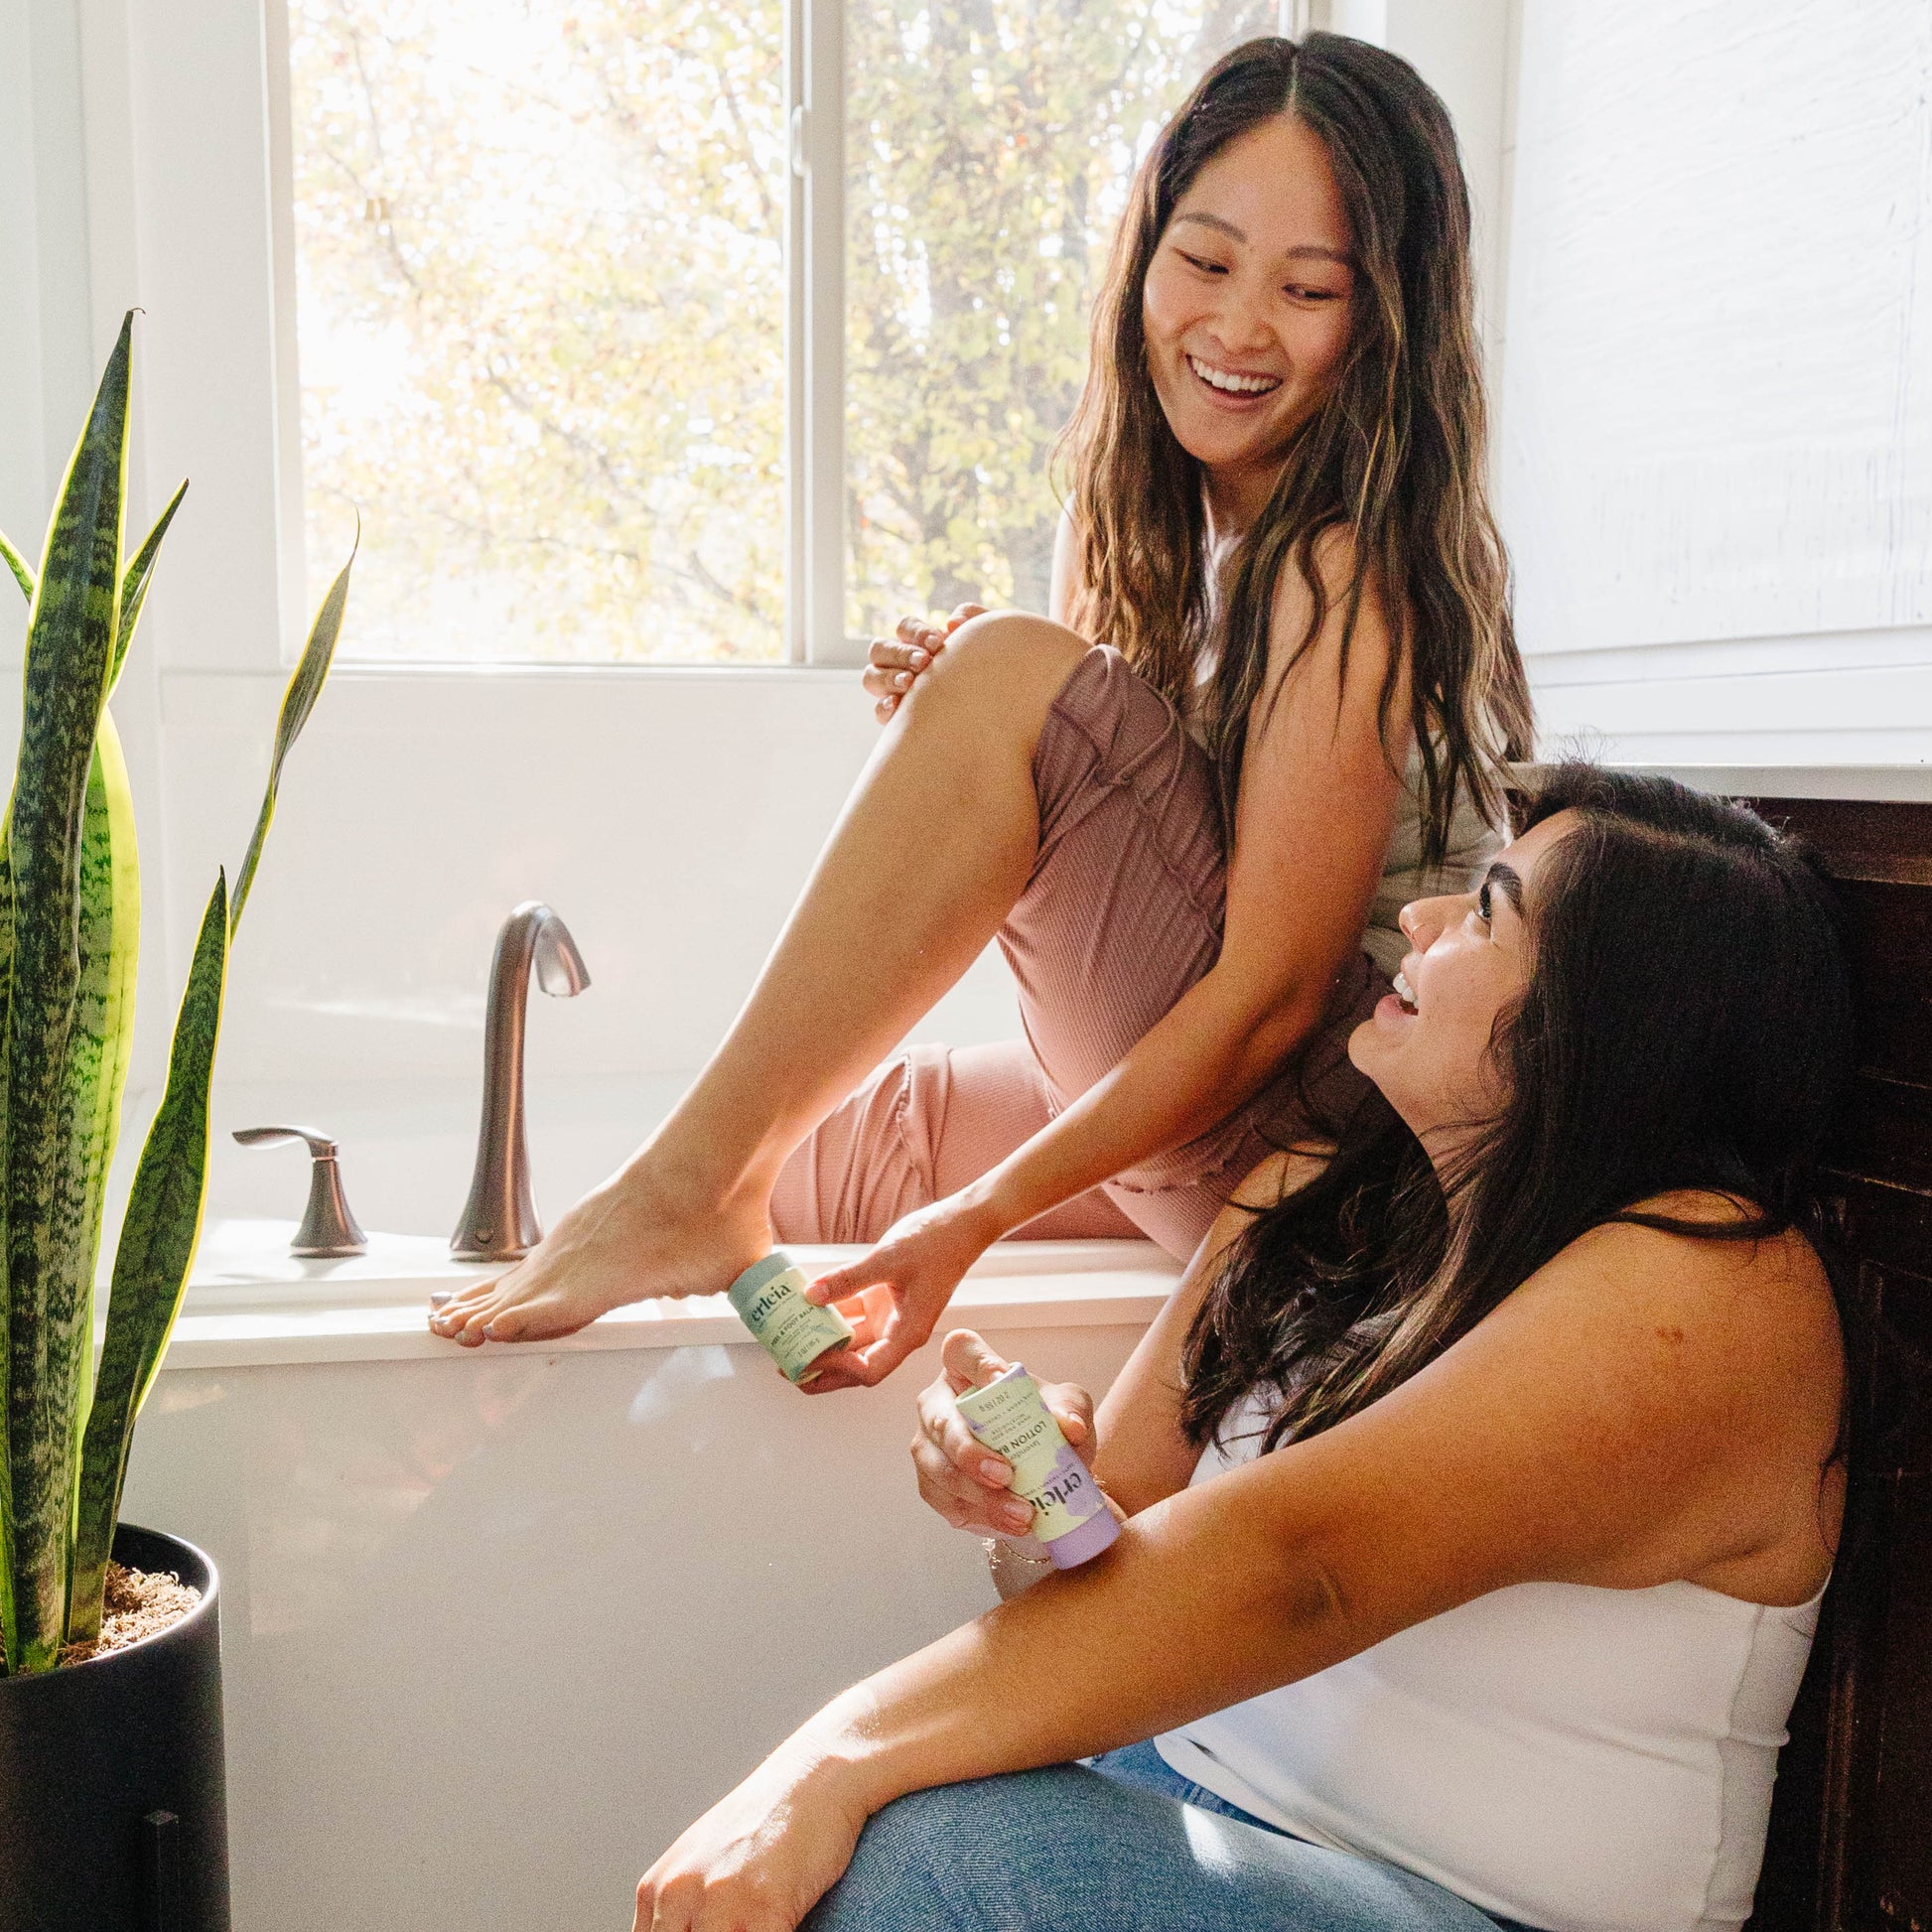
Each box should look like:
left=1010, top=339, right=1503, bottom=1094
left=1742, top=799, right=1932, bottom=1932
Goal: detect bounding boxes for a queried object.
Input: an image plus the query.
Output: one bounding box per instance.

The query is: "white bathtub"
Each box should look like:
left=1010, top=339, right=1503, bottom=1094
left=122, top=1210, right=1179, bottom=1930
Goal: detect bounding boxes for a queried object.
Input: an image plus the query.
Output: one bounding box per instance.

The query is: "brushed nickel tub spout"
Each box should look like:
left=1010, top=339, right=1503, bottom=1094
left=451, top=901, right=591, bottom=1263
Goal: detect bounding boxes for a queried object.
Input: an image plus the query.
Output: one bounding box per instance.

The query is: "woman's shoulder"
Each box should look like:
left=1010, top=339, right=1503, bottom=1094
left=1525, top=1195, right=1841, bottom=1380
left=1263, top=521, right=1403, bottom=699
left=1561, top=1189, right=1831, bottom=1283
left=1271, top=520, right=1372, bottom=615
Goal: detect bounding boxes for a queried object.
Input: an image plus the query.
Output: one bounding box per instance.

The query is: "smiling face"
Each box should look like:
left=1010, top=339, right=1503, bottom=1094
left=1141, top=112, right=1357, bottom=529
left=1349, top=812, right=1584, bottom=1151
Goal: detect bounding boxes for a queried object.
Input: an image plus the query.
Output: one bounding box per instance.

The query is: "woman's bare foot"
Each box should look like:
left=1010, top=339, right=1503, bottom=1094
left=427, top=1156, right=773, bottom=1346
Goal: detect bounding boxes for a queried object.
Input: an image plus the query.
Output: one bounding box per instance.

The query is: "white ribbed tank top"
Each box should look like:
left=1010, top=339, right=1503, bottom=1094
left=1157, top=1396, right=1823, bottom=1932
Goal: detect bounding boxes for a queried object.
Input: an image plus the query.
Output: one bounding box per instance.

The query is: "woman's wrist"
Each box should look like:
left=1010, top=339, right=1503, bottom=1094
left=949, top=1177, right=1025, bottom=1245
left=984, top=1534, right=1057, bottom=1600
left=788, top=1684, right=913, bottom=1819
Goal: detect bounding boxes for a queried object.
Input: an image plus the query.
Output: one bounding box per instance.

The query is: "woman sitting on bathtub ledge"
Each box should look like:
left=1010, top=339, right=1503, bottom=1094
left=633, top=767, right=1855, bottom=1932
left=432, top=33, right=1532, bottom=1372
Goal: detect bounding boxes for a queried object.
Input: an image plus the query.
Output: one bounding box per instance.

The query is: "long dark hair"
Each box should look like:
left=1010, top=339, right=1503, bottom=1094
left=1181, top=764, right=1856, bottom=1452
left=1058, top=34, right=1532, bottom=864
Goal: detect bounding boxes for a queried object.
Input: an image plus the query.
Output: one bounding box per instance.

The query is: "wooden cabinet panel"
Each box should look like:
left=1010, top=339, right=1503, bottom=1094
left=1742, top=801, right=1932, bottom=1932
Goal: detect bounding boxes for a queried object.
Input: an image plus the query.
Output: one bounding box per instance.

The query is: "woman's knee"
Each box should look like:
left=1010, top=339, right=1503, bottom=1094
left=803, top=1771, right=1086, bottom=1930
left=899, top=611, right=1091, bottom=738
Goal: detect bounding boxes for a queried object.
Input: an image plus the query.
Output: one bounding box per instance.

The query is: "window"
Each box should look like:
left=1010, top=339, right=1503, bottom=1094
left=288, top=0, right=1274, bottom=665
left=290, top=0, right=788, bottom=664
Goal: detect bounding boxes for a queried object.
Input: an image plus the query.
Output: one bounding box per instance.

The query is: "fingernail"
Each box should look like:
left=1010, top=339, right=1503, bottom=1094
left=979, top=1458, right=1010, bottom=1485
left=894, top=671, right=911, bottom=690
left=910, top=649, right=929, bottom=668
left=1003, top=1503, right=1034, bottom=1531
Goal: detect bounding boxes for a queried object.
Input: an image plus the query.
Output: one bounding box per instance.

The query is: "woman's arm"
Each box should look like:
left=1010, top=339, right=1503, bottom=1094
left=637, top=1215, right=1844, bottom=1930
left=986, top=536, right=1405, bottom=1210
left=907, top=1150, right=1317, bottom=1549
left=1047, top=502, right=1081, bottom=627
left=809, top=541, right=1406, bottom=1383
left=1092, top=1148, right=1320, bottom=1511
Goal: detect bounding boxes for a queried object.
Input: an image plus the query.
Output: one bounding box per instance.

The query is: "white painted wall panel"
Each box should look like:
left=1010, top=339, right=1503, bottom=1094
left=123, top=1315, right=1147, bottom=1932
left=1502, top=0, right=1932, bottom=658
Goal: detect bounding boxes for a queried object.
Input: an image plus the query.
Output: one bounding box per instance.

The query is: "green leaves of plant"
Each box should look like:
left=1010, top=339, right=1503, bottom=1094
left=0, top=531, right=34, bottom=605
left=109, top=480, right=188, bottom=698
left=2, top=314, right=130, bottom=1673
left=230, top=522, right=355, bottom=935
left=0, top=310, right=346, bottom=1668
left=68, top=877, right=226, bottom=1643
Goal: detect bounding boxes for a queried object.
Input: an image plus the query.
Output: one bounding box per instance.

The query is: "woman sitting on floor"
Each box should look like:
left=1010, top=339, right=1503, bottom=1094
left=633, top=765, right=1858, bottom=1932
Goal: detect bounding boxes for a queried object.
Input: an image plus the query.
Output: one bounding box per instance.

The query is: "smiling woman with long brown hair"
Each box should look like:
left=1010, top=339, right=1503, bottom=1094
left=430, top=35, right=1534, bottom=1381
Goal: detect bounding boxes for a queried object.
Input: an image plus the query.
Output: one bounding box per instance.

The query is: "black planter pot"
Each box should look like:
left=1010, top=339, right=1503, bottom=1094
left=0, top=1524, right=230, bottom=1932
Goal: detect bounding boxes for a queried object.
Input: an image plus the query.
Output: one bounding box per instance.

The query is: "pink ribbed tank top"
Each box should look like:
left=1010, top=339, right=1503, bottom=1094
left=1157, top=1396, right=1824, bottom=1932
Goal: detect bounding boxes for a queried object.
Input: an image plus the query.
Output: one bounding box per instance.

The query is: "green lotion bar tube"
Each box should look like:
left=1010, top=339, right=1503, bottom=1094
left=727, top=1252, right=855, bottom=1384
left=955, top=1362, right=1121, bottom=1569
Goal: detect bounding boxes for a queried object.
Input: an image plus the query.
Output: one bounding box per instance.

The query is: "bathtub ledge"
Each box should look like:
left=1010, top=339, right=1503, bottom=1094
left=146, top=1222, right=1183, bottom=1370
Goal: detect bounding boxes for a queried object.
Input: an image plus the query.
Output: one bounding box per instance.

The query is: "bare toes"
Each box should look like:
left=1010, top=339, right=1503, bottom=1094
left=454, top=1300, right=503, bottom=1344
left=480, top=1303, right=533, bottom=1342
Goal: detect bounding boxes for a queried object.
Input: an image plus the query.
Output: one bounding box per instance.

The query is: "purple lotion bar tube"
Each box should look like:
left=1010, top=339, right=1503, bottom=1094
left=954, top=1362, right=1120, bottom=1570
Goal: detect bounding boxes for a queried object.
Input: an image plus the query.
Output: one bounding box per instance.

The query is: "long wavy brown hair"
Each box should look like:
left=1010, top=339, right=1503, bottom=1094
left=1058, top=35, right=1531, bottom=863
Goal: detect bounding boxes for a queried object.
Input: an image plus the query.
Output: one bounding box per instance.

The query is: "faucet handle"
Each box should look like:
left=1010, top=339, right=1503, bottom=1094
left=233, top=1126, right=369, bottom=1259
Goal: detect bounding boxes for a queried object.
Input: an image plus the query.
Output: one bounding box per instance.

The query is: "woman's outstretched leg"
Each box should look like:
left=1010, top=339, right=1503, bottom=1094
left=431, top=615, right=1092, bottom=1343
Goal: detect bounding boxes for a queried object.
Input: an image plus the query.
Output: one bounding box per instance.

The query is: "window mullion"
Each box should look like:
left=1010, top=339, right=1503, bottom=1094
left=783, top=0, right=805, bottom=663
left=788, top=0, right=850, bottom=665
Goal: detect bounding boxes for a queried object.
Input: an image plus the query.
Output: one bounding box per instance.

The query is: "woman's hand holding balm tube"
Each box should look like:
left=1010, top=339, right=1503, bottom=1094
left=917, top=1331, right=1119, bottom=1567
left=727, top=1252, right=855, bottom=1385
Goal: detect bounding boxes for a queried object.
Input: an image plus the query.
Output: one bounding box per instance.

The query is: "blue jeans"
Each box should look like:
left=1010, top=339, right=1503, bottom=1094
left=803, top=1740, right=1519, bottom=1931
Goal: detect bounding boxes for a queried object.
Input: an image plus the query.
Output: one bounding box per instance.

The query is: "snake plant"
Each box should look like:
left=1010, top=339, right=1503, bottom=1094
left=0, top=313, right=350, bottom=1675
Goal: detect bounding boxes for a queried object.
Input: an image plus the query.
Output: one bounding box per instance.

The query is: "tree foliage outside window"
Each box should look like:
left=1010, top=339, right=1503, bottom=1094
left=845, top=0, right=1272, bottom=635
left=291, top=0, right=1271, bottom=662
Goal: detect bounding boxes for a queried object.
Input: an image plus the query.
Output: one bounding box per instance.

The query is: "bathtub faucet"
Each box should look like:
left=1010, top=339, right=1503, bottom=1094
left=452, top=901, right=592, bottom=1263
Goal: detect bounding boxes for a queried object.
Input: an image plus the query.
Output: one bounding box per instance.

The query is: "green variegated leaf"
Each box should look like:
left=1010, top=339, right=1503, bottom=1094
left=0, top=814, right=12, bottom=1662
left=108, top=480, right=187, bottom=697
left=69, top=877, right=226, bottom=1642
left=230, top=527, right=355, bottom=933
left=0, top=531, right=31, bottom=605
left=3, top=314, right=130, bottom=1674
left=52, top=717, right=140, bottom=1576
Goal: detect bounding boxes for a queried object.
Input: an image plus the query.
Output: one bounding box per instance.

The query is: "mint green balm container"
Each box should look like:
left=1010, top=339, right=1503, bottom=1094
left=727, top=1252, right=855, bottom=1384
left=955, top=1363, right=1120, bottom=1569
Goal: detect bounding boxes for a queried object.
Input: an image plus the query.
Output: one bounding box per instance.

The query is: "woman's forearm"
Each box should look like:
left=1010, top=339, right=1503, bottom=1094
left=802, top=1472, right=1356, bottom=1819
left=962, top=966, right=1332, bottom=1236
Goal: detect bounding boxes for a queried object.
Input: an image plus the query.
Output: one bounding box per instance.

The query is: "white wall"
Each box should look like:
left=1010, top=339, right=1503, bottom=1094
left=0, top=0, right=94, bottom=657
left=1501, top=0, right=1932, bottom=765
left=1382, top=0, right=1517, bottom=377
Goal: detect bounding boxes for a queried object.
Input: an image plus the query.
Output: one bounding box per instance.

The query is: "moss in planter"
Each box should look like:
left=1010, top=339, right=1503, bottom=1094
left=55, top=1563, right=202, bottom=1669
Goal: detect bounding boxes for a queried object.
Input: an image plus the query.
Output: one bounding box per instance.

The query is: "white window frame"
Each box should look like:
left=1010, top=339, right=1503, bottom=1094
left=261, top=0, right=859, bottom=668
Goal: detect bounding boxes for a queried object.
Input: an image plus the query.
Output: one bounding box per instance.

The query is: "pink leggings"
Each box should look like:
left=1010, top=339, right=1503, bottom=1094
left=770, top=647, right=1386, bottom=1260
